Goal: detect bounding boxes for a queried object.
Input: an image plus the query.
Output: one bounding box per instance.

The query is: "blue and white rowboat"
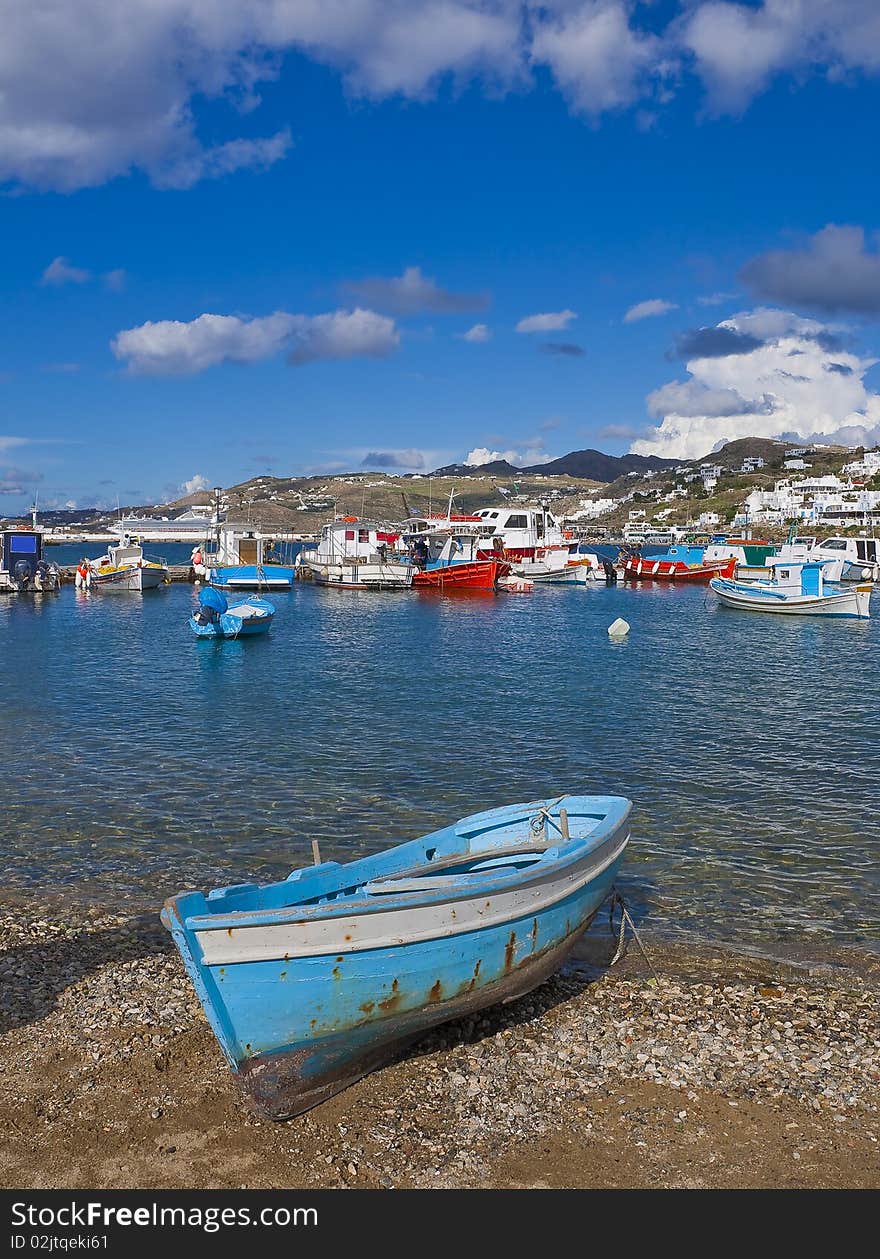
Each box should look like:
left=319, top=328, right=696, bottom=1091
left=189, top=587, right=276, bottom=638
left=161, top=793, right=632, bottom=1119
left=710, top=560, right=872, bottom=619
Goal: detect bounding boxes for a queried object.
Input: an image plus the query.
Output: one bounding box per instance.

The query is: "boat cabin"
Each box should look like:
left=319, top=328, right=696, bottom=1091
left=810, top=536, right=878, bottom=568
left=472, top=505, right=573, bottom=553
left=771, top=561, right=828, bottom=597
left=206, top=525, right=283, bottom=568
left=0, top=529, right=51, bottom=589
left=401, top=528, right=485, bottom=569
left=313, top=519, right=400, bottom=562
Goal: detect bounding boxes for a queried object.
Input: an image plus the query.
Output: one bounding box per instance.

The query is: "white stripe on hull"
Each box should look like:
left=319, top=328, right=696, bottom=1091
left=195, top=834, right=628, bottom=965
left=714, top=586, right=870, bottom=617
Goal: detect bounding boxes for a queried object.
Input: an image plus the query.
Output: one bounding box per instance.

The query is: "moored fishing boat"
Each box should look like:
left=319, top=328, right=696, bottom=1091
left=710, top=560, right=872, bottom=618
left=297, top=519, right=413, bottom=589
left=204, top=525, right=296, bottom=591
left=189, top=587, right=276, bottom=638
left=408, top=527, right=507, bottom=590
left=85, top=535, right=168, bottom=591
left=161, top=792, right=632, bottom=1119
left=622, top=543, right=735, bottom=583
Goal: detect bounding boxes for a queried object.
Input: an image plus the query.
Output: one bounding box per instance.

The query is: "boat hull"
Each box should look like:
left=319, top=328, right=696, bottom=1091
left=302, top=559, right=413, bottom=589
left=189, top=610, right=275, bottom=638
left=710, top=577, right=872, bottom=618
left=623, top=556, right=736, bottom=582
left=413, top=559, right=503, bottom=590
left=91, top=564, right=167, bottom=591
left=208, top=565, right=295, bottom=590
left=162, top=794, right=630, bottom=1120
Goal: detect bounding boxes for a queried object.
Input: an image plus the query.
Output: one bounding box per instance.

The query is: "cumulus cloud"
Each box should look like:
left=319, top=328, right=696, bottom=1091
left=624, top=298, right=678, bottom=323
left=460, top=323, right=491, bottom=342
left=465, top=440, right=553, bottom=467
left=41, top=257, right=91, bottom=286
left=539, top=342, right=584, bottom=357
left=740, top=224, right=880, bottom=316
left=0, top=2, right=524, bottom=192
left=180, top=474, right=211, bottom=495
left=682, top=0, right=880, bottom=115
left=531, top=2, right=664, bottom=116
left=347, top=266, right=488, bottom=315
left=287, top=309, right=400, bottom=365
left=111, top=308, right=399, bottom=374
left=632, top=307, right=880, bottom=459
left=516, top=309, right=577, bottom=333
left=5, top=3, right=880, bottom=193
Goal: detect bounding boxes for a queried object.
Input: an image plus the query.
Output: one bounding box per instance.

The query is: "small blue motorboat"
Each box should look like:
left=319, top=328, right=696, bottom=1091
left=161, top=793, right=632, bottom=1118
left=189, top=587, right=276, bottom=638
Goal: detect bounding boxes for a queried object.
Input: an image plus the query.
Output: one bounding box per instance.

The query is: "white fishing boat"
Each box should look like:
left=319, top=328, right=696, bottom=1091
left=297, top=519, right=413, bottom=589
left=471, top=502, right=579, bottom=565
left=83, top=535, right=168, bottom=592
left=710, top=561, right=872, bottom=619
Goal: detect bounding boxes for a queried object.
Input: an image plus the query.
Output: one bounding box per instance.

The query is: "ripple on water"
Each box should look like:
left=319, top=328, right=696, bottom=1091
left=1, top=579, right=878, bottom=961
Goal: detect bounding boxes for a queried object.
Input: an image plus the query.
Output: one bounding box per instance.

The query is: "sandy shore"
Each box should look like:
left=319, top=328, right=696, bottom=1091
left=1, top=896, right=877, bottom=1190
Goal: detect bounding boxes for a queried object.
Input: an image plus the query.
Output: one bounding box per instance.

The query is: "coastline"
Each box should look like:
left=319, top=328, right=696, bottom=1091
left=1, top=896, right=877, bottom=1190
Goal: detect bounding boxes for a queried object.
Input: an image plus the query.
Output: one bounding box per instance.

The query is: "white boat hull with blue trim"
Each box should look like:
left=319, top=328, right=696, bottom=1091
left=161, top=794, right=631, bottom=1119
left=711, top=560, right=872, bottom=619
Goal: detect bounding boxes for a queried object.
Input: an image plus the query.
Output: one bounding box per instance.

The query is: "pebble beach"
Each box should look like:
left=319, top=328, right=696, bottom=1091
left=2, top=897, right=877, bottom=1190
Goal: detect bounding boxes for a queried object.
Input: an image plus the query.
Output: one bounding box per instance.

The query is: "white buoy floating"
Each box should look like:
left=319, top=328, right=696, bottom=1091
left=607, top=617, right=630, bottom=638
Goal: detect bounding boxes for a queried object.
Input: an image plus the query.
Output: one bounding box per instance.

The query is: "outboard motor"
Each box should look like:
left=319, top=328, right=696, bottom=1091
left=603, top=559, right=618, bottom=586
left=13, top=559, right=31, bottom=591
left=195, top=586, right=227, bottom=625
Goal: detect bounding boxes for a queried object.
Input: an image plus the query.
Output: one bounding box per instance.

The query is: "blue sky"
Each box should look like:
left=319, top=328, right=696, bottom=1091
left=2, top=2, right=880, bottom=512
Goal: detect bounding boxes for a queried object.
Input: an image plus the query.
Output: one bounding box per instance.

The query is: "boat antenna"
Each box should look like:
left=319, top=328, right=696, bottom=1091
left=31, top=492, right=38, bottom=531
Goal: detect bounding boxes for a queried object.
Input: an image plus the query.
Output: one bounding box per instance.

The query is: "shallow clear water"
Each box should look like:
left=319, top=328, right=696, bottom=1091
left=1, top=578, right=877, bottom=962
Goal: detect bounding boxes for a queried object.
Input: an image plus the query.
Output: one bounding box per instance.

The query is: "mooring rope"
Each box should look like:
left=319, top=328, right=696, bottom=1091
left=607, top=890, right=660, bottom=981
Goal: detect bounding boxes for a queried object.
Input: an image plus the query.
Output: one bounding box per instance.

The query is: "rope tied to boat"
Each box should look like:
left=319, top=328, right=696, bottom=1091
left=607, top=890, right=660, bottom=982
left=529, top=794, right=567, bottom=835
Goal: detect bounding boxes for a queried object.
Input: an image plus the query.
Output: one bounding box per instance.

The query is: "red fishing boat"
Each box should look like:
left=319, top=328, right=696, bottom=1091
left=413, top=557, right=505, bottom=591
left=404, top=527, right=509, bottom=591
left=622, top=550, right=736, bottom=583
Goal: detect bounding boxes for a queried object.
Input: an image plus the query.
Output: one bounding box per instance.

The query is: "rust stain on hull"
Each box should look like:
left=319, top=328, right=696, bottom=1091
left=235, top=913, right=600, bottom=1122
left=504, top=931, right=517, bottom=971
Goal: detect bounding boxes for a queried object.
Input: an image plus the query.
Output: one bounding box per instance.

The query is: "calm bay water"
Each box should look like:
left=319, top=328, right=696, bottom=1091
left=1, top=575, right=877, bottom=964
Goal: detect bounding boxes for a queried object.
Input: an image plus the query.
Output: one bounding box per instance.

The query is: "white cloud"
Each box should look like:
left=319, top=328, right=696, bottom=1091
left=0, top=2, right=521, bottom=192
left=460, top=323, right=491, bottom=342
left=287, top=309, right=400, bottom=366
left=683, top=0, right=880, bottom=114
left=465, top=441, right=552, bottom=467
left=531, top=1, right=664, bottom=116
left=180, top=474, right=211, bottom=495
left=4, top=3, right=880, bottom=192
left=515, top=309, right=577, bottom=333
left=112, top=308, right=399, bottom=374
left=624, top=298, right=678, bottom=323
left=41, top=257, right=91, bottom=286
left=632, top=307, right=880, bottom=459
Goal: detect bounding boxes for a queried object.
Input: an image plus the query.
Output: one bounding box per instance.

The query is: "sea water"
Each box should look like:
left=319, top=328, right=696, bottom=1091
left=1, top=577, right=877, bottom=964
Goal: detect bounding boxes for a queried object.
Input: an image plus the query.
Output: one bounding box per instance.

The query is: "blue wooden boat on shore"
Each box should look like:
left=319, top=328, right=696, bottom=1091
left=189, top=587, right=276, bottom=638
left=161, top=793, right=632, bottom=1119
